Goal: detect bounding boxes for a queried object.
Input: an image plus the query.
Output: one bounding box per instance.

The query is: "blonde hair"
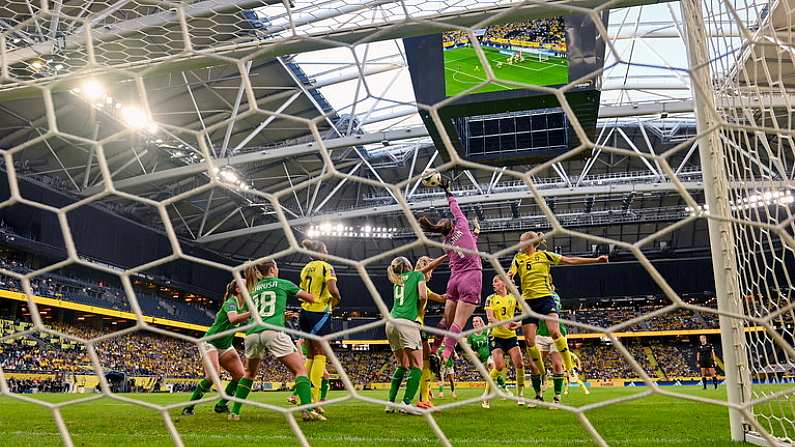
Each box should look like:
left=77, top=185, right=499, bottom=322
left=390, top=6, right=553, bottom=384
left=244, top=263, right=262, bottom=292
left=387, top=257, right=413, bottom=286
left=415, top=256, right=433, bottom=280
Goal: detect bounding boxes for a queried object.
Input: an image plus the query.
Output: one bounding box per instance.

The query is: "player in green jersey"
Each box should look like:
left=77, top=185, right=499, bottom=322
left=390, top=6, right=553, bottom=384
left=467, top=317, right=491, bottom=363
left=384, top=256, right=427, bottom=414
left=229, top=260, right=325, bottom=422
left=437, top=350, right=458, bottom=399
left=182, top=280, right=251, bottom=416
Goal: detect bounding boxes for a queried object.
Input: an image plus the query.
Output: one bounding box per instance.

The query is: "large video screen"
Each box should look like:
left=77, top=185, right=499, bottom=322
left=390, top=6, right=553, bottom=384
left=443, top=17, right=569, bottom=97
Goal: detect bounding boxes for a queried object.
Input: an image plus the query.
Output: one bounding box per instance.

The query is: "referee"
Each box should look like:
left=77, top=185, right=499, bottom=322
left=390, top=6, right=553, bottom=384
left=696, top=335, right=719, bottom=390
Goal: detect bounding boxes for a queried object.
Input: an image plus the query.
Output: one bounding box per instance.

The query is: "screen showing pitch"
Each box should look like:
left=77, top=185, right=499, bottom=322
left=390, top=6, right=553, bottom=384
left=443, top=17, right=569, bottom=97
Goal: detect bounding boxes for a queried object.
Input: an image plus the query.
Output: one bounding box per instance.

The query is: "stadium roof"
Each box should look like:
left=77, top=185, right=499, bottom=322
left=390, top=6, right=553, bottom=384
left=0, top=0, right=780, bottom=262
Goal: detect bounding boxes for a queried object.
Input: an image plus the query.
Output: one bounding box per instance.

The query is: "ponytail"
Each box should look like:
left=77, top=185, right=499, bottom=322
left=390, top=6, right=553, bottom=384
left=418, top=216, right=448, bottom=234
left=243, top=263, right=261, bottom=292
left=387, top=257, right=412, bottom=286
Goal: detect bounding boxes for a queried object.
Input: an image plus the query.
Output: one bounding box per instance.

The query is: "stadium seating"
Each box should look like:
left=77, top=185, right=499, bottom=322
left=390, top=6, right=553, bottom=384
left=0, top=315, right=715, bottom=393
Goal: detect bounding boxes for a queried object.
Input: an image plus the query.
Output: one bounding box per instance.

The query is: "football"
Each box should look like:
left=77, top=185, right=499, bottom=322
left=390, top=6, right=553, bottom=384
left=421, top=169, right=442, bottom=188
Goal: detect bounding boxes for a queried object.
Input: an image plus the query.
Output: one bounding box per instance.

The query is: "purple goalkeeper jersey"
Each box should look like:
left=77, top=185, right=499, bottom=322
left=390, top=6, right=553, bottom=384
left=443, top=195, right=482, bottom=274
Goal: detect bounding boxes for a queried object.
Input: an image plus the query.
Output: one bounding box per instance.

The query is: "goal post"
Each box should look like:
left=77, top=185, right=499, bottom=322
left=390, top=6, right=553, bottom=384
left=681, top=0, right=752, bottom=442
left=683, top=0, right=795, bottom=444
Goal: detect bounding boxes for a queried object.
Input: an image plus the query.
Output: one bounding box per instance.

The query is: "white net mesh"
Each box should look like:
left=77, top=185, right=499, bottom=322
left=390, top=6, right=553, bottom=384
left=0, top=0, right=794, bottom=446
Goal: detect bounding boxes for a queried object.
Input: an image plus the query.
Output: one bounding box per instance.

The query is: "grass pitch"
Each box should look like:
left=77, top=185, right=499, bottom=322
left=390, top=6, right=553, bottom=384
left=444, top=46, right=569, bottom=97
left=0, top=386, right=778, bottom=446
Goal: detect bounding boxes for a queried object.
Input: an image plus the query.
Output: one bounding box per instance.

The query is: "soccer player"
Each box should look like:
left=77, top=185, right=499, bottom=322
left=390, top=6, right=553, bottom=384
left=287, top=338, right=330, bottom=405
left=384, top=256, right=427, bottom=414
left=413, top=255, right=447, bottom=409
left=484, top=276, right=525, bottom=408
left=182, top=279, right=251, bottom=416
left=299, top=239, right=341, bottom=411
left=437, top=351, right=458, bottom=400
left=536, top=294, right=566, bottom=405
left=508, top=231, right=607, bottom=384
left=419, top=179, right=483, bottom=379
left=696, top=335, right=719, bottom=390
left=229, top=260, right=325, bottom=422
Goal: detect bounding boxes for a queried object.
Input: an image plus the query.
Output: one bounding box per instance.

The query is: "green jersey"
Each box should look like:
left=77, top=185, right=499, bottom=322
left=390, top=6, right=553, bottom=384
left=247, top=277, right=301, bottom=334
left=390, top=271, right=425, bottom=321
left=204, top=297, right=247, bottom=349
left=537, top=293, right=567, bottom=337
left=468, top=331, right=490, bottom=362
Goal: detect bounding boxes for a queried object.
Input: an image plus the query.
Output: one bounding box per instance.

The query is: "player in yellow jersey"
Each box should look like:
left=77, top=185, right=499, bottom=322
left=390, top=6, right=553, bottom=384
left=299, top=239, right=341, bottom=411
left=483, top=275, right=525, bottom=408
left=413, top=255, right=447, bottom=409
left=507, top=231, right=607, bottom=387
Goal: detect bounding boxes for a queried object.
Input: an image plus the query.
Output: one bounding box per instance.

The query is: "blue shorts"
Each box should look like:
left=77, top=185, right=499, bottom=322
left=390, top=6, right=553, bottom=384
left=299, top=310, right=331, bottom=336
left=521, top=296, right=558, bottom=326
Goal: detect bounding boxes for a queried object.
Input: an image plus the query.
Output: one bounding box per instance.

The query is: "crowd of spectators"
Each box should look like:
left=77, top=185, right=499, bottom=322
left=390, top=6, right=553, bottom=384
left=482, top=18, right=565, bottom=45
left=562, top=298, right=720, bottom=333
left=442, top=18, right=565, bottom=48
left=0, top=313, right=720, bottom=393
left=577, top=339, right=705, bottom=380
left=6, top=377, right=69, bottom=393
left=0, top=247, right=215, bottom=325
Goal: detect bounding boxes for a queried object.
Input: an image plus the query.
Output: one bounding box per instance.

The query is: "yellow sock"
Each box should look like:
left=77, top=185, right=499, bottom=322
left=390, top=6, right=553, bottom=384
left=304, top=358, right=313, bottom=376
left=310, top=355, right=326, bottom=403
left=527, top=345, right=545, bottom=375
left=487, top=368, right=500, bottom=393
left=553, top=336, right=574, bottom=371
left=420, top=360, right=431, bottom=402
left=516, top=367, right=525, bottom=393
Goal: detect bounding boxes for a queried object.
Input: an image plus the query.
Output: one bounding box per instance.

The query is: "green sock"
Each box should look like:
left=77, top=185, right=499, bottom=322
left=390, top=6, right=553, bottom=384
left=320, top=378, right=329, bottom=401
left=291, top=383, right=299, bottom=396
left=187, top=379, right=211, bottom=409
left=216, top=379, right=238, bottom=408
left=403, top=368, right=422, bottom=404
left=496, top=374, right=506, bottom=388
left=295, top=376, right=312, bottom=405
left=553, top=373, right=565, bottom=396
left=230, top=378, right=253, bottom=416
left=388, top=367, right=407, bottom=403
left=531, top=374, right=542, bottom=397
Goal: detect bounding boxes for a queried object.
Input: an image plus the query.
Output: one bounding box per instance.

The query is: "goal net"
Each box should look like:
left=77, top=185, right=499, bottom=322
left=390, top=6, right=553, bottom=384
left=701, top=0, right=795, bottom=444
left=0, top=0, right=792, bottom=446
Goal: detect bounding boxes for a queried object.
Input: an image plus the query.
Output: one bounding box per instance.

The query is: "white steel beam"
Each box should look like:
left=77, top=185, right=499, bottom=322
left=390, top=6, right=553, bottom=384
left=197, top=180, right=709, bottom=243
left=82, top=125, right=429, bottom=195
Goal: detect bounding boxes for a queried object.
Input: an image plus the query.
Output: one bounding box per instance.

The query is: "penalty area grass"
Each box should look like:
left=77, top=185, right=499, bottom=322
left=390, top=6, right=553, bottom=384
left=0, top=386, right=765, bottom=446
left=443, top=46, right=569, bottom=96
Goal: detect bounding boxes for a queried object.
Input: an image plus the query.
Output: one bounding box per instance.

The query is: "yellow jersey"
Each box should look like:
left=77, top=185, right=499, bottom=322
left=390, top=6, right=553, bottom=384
left=415, top=286, right=436, bottom=326
left=299, top=260, right=337, bottom=312
left=484, top=293, right=518, bottom=338
left=508, top=251, right=562, bottom=300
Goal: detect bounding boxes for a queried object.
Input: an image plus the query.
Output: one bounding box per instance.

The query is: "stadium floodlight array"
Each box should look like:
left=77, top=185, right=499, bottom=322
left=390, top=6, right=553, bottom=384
left=305, top=224, right=398, bottom=239
left=0, top=0, right=793, bottom=446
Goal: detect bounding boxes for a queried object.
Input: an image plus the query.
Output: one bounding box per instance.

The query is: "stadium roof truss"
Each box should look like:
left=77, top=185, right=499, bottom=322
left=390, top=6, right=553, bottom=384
left=0, top=0, right=790, bottom=260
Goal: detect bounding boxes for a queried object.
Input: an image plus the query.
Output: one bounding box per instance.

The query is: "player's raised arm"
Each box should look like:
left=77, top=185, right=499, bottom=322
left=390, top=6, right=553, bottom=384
left=444, top=182, right=468, bottom=225
left=419, top=254, right=448, bottom=274
left=558, top=255, right=609, bottom=265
